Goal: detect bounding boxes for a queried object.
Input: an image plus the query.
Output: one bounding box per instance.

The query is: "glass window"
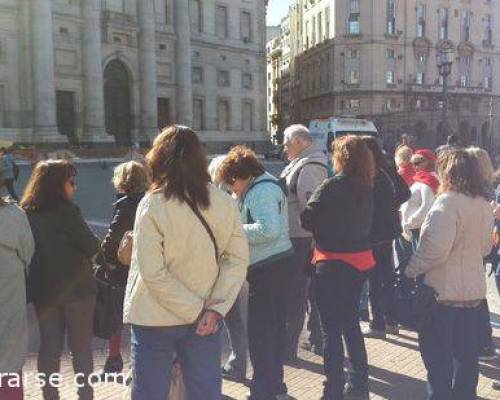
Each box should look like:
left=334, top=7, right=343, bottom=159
left=348, top=0, right=360, bottom=35
left=192, top=67, right=203, bottom=84
left=242, top=73, right=253, bottom=89
left=346, top=49, right=360, bottom=85
left=417, top=4, right=425, bottom=37
left=461, top=11, right=471, bottom=42
left=438, top=8, right=449, bottom=40
left=217, top=99, right=230, bottom=132
left=241, top=11, right=252, bottom=42
left=242, top=101, right=254, bottom=131
left=215, top=5, right=228, bottom=39
left=386, top=0, right=396, bottom=35
left=459, top=56, right=472, bottom=87
left=217, top=70, right=230, bottom=87
left=193, top=98, right=204, bottom=131
left=325, top=7, right=331, bottom=38
left=386, top=70, right=395, bottom=85
left=190, top=0, right=203, bottom=33
left=416, top=52, right=427, bottom=85
left=484, top=14, right=493, bottom=45
left=484, top=57, right=493, bottom=89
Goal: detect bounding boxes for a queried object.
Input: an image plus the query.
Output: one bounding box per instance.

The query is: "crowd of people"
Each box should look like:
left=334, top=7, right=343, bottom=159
left=0, top=126, right=499, bottom=400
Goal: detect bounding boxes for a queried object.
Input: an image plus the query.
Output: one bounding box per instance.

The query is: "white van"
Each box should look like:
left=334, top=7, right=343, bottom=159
left=309, top=117, right=379, bottom=153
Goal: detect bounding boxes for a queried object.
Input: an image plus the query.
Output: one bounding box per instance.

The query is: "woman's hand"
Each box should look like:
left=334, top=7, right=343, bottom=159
left=196, top=311, right=222, bottom=336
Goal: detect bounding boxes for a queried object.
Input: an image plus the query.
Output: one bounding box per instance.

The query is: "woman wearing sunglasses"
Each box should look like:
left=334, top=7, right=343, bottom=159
left=21, top=160, right=100, bottom=400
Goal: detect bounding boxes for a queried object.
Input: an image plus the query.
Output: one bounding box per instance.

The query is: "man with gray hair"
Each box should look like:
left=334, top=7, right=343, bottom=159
left=280, top=124, right=329, bottom=360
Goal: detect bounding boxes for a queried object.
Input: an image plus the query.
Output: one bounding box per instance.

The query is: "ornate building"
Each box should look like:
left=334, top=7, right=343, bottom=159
left=0, top=0, right=268, bottom=149
left=269, top=0, right=500, bottom=154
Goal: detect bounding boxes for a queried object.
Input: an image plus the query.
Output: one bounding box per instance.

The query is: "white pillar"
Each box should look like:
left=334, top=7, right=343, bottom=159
left=137, top=0, right=158, bottom=139
left=31, top=0, right=59, bottom=141
left=174, top=0, right=193, bottom=127
left=81, top=0, right=107, bottom=141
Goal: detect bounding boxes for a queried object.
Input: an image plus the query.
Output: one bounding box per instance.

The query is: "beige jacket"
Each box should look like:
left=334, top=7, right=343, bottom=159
left=123, top=185, right=249, bottom=326
left=406, top=192, right=494, bottom=303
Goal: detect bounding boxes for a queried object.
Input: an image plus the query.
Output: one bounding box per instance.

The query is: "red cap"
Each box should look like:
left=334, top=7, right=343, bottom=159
left=414, top=149, right=437, bottom=162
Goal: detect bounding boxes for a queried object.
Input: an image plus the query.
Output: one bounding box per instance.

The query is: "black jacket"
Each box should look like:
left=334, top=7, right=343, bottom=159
left=370, top=167, right=411, bottom=245
left=101, top=192, right=144, bottom=286
left=301, top=174, right=374, bottom=253
left=27, top=203, right=100, bottom=306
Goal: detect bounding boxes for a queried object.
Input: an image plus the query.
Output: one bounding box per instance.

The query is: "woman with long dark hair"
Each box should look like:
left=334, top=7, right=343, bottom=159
left=405, top=150, right=494, bottom=400
left=123, top=126, right=248, bottom=400
left=21, top=160, right=100, bottom=400
left=301, top=136, right=376, bottom=400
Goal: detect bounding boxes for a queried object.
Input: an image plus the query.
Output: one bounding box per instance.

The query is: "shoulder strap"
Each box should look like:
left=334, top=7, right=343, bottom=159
left=185, top=199, right=219, bottom=260
left=290, top=161, right=329, bottom=195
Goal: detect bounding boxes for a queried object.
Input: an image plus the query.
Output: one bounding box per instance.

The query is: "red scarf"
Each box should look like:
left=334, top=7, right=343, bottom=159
left=413, top=170, right=440, bottom=194
left=398, top=164, right=416, bottom=187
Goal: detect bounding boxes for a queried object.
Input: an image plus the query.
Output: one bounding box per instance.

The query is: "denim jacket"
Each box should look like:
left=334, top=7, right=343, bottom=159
left=240, top=172, right=293, bottom=269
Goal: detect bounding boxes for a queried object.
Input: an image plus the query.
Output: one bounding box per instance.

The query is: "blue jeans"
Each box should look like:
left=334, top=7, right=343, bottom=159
left=131, top=324, right=222, bottom=400
left=419, top=304, right=480, bottom=400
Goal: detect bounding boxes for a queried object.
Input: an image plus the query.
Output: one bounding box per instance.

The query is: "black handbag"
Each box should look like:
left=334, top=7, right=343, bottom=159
left=93, top=263, right=124, bottom=339
left=384, top=257, right=438, bottom=332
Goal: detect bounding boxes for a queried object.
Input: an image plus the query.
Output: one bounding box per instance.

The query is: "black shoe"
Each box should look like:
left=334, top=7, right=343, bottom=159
left=359, top=309, right=370, bottom=322
left=99, top=355, right=124, bottom=382
left=479, top=345, right=497, bottom=361
left=222, top=367, right=246, bottom=383
left=344, top=384, right=369, bottom=400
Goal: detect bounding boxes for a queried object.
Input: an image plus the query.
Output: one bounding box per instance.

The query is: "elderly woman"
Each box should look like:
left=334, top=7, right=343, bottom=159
left=124, top=126, right=248, bottom=400
left=0, top=197, right=34, bottom=400
left=217, top=146, right=293, bottom=400
left=99, top=161, right=150, bottom=375
left=405, top=150, right=494, bottom=400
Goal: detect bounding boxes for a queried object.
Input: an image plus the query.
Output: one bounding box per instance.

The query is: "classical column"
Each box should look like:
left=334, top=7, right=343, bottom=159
left=174, top=0, right=193, bottom=127
left=81, top=0, right=107, bottom=141
left=137, top=0, right=158, bottom=139
left=31, top=0, right=59, bottom=140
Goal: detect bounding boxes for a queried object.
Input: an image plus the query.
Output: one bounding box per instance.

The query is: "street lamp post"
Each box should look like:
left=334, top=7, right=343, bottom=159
left=436, top=47, right=454, bottom=139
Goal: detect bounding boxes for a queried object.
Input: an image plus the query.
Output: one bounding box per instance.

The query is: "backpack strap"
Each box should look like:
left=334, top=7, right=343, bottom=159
left=185, top=198, right=219, bottom=260
left=289, top=161, right=329, bottom=195
left=242, top=179, right=287, bottom=224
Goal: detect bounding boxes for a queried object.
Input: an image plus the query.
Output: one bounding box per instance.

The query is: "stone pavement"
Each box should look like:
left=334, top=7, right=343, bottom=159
left=22, top=276, right=500, bottom=400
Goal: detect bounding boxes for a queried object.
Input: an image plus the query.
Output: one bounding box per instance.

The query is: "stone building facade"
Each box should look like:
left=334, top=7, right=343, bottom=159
left=270, top=0, right=500, bottom=153
left=0, top=0, right=268, bottom=148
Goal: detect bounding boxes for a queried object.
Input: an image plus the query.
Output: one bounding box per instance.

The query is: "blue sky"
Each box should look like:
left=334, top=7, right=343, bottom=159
left=267, top=0, right=291, bottom=26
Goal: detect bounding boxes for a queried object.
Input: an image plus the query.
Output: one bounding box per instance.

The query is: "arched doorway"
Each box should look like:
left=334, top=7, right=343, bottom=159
left=104, top=60, right=132, bottom=145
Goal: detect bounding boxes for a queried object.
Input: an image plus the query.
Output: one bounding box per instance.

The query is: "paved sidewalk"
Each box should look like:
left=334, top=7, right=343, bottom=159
left=23, top=277, right=500, bottom=400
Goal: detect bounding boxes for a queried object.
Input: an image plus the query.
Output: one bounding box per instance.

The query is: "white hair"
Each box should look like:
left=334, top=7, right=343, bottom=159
left=283, top=124, right=312, bottom=143
left=208, top=155, right=227, bottom=183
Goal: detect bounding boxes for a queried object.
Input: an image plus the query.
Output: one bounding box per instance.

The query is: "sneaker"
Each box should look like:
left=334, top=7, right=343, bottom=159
left=386, top=324, right=400, bottom=335
left=479, top=345, right=497, bottom=361
left=361, top=326, right=386, bottom=339
left=492, top=381, right=500, bottom=390
left=344, top=383, right=370, bottom=399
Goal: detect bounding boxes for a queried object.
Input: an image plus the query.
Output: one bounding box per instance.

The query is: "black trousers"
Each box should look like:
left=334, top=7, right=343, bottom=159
left=419, top=304, right=480, bottom=400
left=369, top=242, right=395, bottom=330
left=284, top=238, right=312, bottom=358
left=316, top=261, right=369, bottom=400
left=478, top=299, right=493, bottom=349
left=248, top=256, right=292, bottom=399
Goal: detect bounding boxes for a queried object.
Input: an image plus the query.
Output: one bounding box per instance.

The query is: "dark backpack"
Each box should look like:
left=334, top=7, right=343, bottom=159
left=283, top=161, right=329, bottom=196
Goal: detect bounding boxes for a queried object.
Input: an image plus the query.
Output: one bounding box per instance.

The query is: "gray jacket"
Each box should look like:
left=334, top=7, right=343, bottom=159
left=0, top=204, right=34, bottom=373
left=281, top=145, right=328, bottom=238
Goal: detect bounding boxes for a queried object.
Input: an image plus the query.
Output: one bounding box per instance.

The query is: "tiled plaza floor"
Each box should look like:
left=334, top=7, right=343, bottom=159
left=23, top=277, right=500, bottom=400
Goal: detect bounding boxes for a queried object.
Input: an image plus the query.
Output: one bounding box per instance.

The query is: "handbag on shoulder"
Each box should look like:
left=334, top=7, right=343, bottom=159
left=117, top=231, right=134, bottom=266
